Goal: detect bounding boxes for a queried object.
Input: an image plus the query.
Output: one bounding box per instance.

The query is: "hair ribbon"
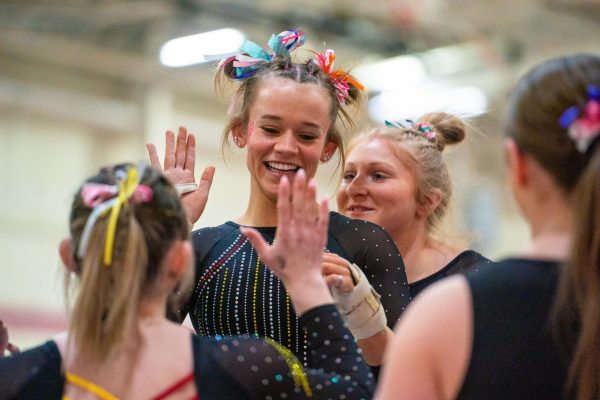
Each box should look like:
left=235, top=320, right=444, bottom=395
left=217, top=30, right=305, bottom=80
left=560, top=85, right=600, bottom=153
left=310, top=49, right=364, bottom=105
left=77, top=166, right=153, bottom=266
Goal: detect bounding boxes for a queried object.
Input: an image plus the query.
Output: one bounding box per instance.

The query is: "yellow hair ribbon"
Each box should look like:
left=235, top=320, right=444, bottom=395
left=64, top=372, right=119, bottom=400
left=264, top=337, right=312, bottom=397
left=103, top=167, right=140, bottom=266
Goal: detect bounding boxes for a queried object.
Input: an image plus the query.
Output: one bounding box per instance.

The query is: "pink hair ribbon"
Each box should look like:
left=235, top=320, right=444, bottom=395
left=77, top=166, right=153, bottom=266
left=560, top=85, right=600, bottom=153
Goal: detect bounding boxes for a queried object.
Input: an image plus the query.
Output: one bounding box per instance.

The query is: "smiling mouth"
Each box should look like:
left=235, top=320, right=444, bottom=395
left=347, top=205, right=374, bottom=212
left=264, top=161, right=300, bottom=174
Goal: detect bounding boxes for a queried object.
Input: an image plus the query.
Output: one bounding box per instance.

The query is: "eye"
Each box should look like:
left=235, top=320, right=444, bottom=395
left=342, top=171, right=356, bottom=181
left=261, top=126, right=279, bottom=135
left=298, top=132, right=319, bottom=142
left=371, top=172, right=388, bottom=181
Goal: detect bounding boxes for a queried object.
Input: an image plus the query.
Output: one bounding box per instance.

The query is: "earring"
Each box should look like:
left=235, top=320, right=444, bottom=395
left=321, top=152, right=333, bottom=162
left=233, top=136, right=244, bottom=147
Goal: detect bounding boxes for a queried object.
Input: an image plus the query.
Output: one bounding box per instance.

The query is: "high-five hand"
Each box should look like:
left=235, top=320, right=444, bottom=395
left=240, top=170, right=333, bottom=315
left=146, top=126, right=215, bottom=224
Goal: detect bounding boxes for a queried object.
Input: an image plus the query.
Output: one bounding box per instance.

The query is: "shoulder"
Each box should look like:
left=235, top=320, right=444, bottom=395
left=328, top=212, right=396, bottom=247
left=0, top=341, right=63, bottom=399
left=192, top=222, right=239, bottom=259
left=379, top=276, right=472, bottom=399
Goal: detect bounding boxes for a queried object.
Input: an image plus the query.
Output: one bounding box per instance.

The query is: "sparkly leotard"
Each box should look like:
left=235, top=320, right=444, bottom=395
left=0, top=305, right=374, bottom=400
left=184, top=212, right=411, bottom=365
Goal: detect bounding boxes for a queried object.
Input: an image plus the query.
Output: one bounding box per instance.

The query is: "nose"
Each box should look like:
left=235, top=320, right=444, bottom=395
left=273, top=131, right=299, bottom=155
left=345, top=174, right=367, bottom=197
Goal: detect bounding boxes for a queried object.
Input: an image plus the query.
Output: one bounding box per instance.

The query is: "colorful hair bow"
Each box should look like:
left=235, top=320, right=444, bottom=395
left=559, top=85, right=600, bottom=153
left=77, top=166, right=153, bottom=266
left=385, top=120, right=436, bottom=140
left=219, top=30, right=305, bottom=80
left=311, top=49, right=364, bottom=105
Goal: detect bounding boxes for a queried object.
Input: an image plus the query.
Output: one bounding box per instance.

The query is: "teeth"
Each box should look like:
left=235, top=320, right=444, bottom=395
left=350, top=206, right=371, bottom=212
left=266, top=162, right=299, bottom=172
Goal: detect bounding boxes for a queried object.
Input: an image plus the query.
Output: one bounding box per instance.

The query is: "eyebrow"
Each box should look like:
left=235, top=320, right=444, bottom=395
left=259, top=114, right=322, bottom=129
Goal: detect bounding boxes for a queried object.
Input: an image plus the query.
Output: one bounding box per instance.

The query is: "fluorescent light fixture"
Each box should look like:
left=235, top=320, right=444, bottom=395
left=353, top=55, right=426, bottom=91
left=368, top=85, right=488, bottom=122
left=160, top=28, right=245, bottom=67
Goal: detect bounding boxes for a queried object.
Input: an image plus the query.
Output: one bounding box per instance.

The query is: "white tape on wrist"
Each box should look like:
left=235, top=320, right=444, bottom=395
left=175, top=183, right=198, bottom=196
left=331, top=262, right=387, bottom=340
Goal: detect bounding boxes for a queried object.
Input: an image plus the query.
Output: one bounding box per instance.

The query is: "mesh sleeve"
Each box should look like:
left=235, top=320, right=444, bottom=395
left=329, top=213, right=411, bottom=328
left=195, top=304, right=375, bottom=400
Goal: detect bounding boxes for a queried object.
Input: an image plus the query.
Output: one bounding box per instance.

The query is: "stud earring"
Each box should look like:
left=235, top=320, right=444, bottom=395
left=321, top=152, right=333, bottom=162
left=233, top=136, right=244, bottom=147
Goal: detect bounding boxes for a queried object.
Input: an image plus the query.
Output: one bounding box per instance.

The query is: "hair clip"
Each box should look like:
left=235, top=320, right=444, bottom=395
left=416, top=122, right=436, bottom=140
left=385, top=119, right=415, bottom=129
left=217, top=30, right=305, bottom=80
left=384, top=120, right=436, bottom=140
left=77, top=166, right=153, bottom=266
left=559, top=84, right=600, bottom=153
left=310, top=49, right=364, bottom=105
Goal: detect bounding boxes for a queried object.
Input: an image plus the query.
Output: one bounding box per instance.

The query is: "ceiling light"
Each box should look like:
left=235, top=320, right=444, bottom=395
left=160, top=28, right=245, bottom=68
left=353, top=55, right=427, bottom=91
left=368, top=85, right=488, bottom=122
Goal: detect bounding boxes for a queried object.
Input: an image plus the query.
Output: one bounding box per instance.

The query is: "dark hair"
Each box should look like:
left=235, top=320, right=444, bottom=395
left=216, top=49, right=363, bottom=173
left=67, top=164, right=190, bottom=363
left=506, top=54, right=600, bottom=192
left=512, top=54, right=600, bottom=400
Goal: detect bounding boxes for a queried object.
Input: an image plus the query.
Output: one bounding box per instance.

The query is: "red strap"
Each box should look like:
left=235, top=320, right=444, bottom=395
left=149, top=372, right=196, bottom=400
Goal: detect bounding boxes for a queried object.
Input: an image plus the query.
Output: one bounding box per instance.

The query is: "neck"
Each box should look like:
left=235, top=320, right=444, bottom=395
left=138, top=295, right=168, bottom=323
left=237, top=180, right=278, bottom=226
left=392, top=221, right=462, bottom=283
left=522, top=190, right=574, bottom=261
left=391, top=222, right=429, bottom=283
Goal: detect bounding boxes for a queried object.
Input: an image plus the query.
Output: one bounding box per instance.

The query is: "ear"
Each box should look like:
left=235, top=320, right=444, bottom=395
left=416, top=189, right=443, bottom=219
left=231, top=120, right=247, bottom=148
left=59, top=238, right=77, bottom=273
left=320, top=140, right=338, bottom=163
left=504, top=138, right=529, bottom=188
left=164, top=240, right=193, bottom=282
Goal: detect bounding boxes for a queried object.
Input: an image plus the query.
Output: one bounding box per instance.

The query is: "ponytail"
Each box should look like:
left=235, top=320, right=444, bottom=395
left=553, top=149, right=600, bottom=400
left=66, top=165, right=189, bottom=364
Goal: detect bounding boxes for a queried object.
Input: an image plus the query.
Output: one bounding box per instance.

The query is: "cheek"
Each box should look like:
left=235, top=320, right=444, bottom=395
left=336, top=187, right=348, bottom=208
left=247, top=121, right=255, bottom=138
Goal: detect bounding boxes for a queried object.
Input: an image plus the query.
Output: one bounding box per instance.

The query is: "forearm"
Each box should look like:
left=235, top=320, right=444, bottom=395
left=357, top=326, right=394, bottom=366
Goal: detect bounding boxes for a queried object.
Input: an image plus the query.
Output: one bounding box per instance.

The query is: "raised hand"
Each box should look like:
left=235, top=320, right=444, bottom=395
left=0, top=320, right=19, bottom=357
left=147, top=126, right=215, bottom=224
left=241, top=170, right=333, bottom=315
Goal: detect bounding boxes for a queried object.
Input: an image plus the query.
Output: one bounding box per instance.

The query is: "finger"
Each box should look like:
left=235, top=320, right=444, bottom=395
left=316, top=197, right=330, bottom=249
left=324, top=274, right=345, bottom=288
left=240, top=227, right=272, bottom=264
left=276, top=176, right=291, bottom=235
left=146, top=144, right=162, bottom=171
left=185, top=133, right=196, bottom=173
left=304, top=178, right=318, bottom=221
left=175, top=126, right=188, bottom=169
left=184, top=166, right=215, bottom=224
left=291, top=169, right=306, bottom=220
left=7, top=343, right=19, bottom=354
left=164, top=130, right=176, bottom=169
left=198, top=166, right=215, bottom=194
left=322, top=263, right=350, bottom=276
left=322, top=252, right=347, bottom=265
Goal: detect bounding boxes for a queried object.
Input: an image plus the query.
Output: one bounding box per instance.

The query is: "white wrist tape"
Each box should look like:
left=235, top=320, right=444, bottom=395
left=331, top=262, right=387, bottom=340
left=176, top=183, right=198, bottom=196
